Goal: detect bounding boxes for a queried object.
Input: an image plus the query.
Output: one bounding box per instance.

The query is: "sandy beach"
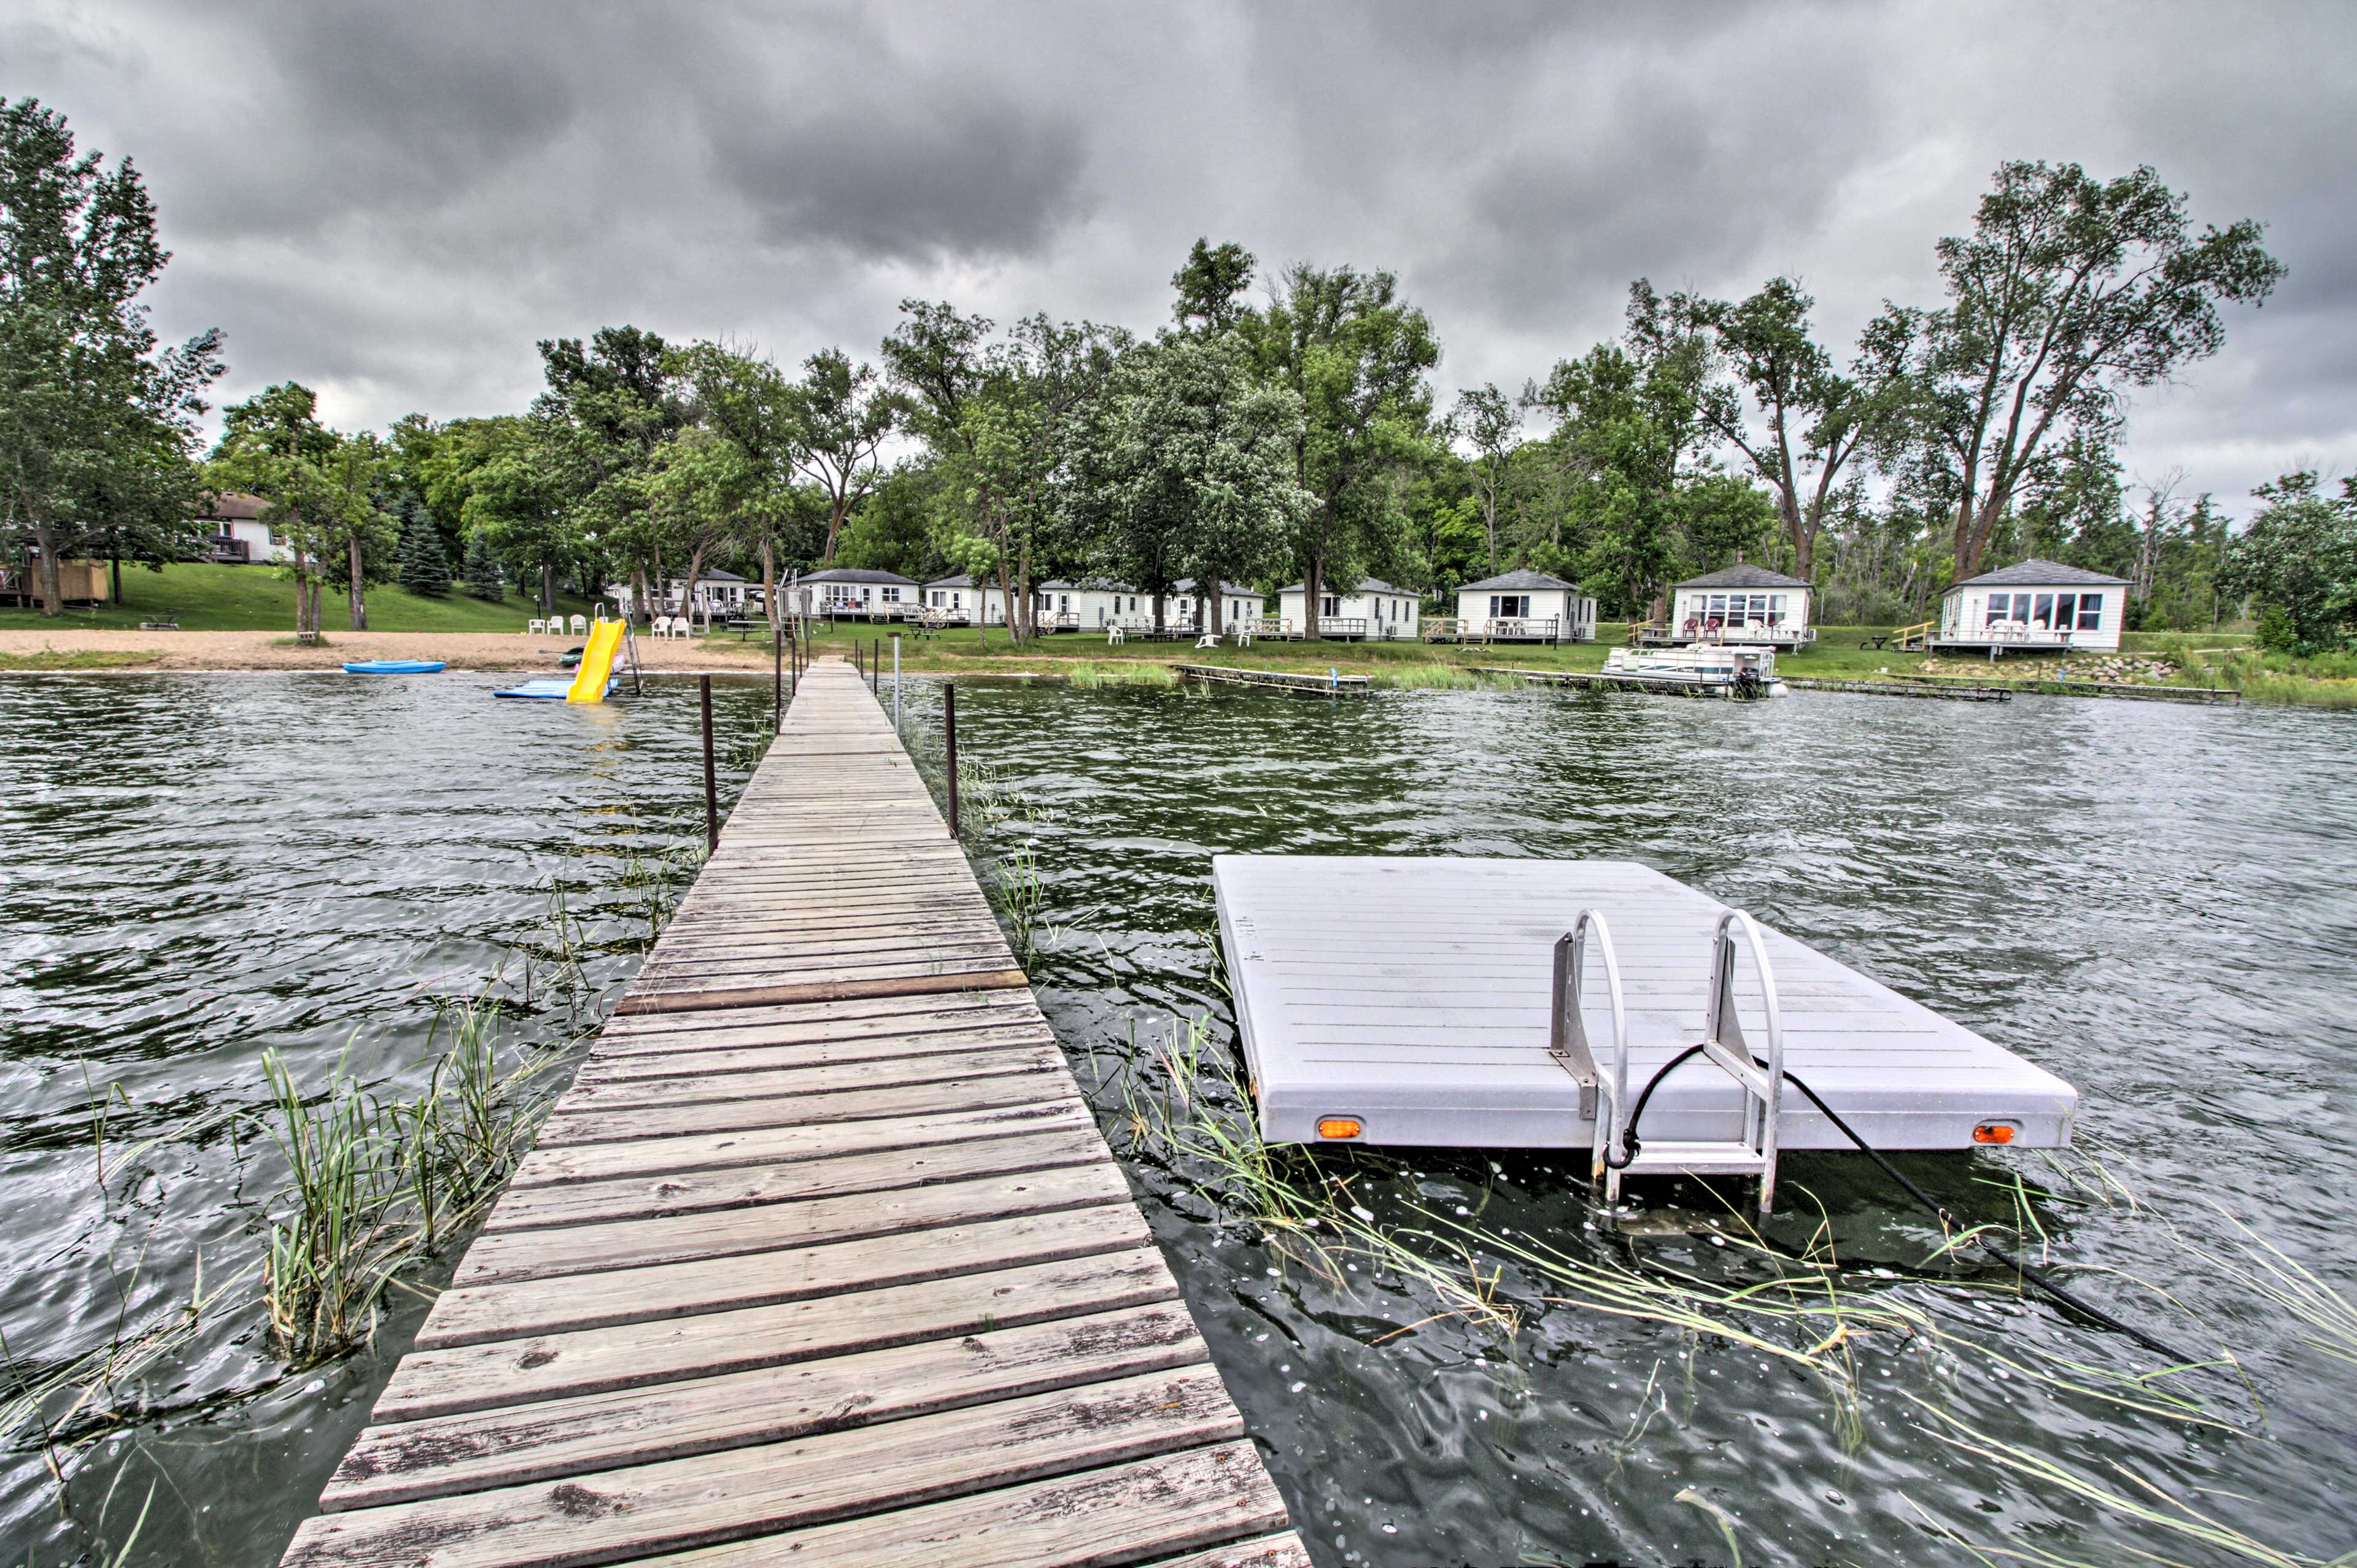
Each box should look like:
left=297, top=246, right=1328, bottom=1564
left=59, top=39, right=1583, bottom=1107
left=0, top=628, right=790, bottom=673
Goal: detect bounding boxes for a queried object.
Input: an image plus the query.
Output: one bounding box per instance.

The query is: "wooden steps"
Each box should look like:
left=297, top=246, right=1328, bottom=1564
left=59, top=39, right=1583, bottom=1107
left=282, top=662, right=1301, bottom=1568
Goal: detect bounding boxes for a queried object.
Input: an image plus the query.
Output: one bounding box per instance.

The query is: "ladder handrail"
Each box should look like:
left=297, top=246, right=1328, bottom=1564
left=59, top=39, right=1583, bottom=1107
left=1703, top=909, right=1786, bottom=1216
left=1553, top=911, right=1629, bottom=1185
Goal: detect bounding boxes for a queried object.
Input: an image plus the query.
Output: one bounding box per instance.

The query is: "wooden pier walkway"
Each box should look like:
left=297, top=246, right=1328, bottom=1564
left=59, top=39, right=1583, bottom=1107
left=282, top=661, right=1302, bottom=1568
left=1782, top=676, right=2011, bottom=701
left=1172, top=663, right=1371, bottom=695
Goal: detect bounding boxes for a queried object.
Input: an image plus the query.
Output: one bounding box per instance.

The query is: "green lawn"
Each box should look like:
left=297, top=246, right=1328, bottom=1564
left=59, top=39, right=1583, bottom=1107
left=783, top=619, right=2357, bottom=701
left=0, top=563, right=598, bottom=633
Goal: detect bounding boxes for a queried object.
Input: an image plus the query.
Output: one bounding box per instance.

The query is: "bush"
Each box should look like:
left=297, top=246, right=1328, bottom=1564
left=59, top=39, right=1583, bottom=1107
left=2255, top=606, right=2298, bottom=652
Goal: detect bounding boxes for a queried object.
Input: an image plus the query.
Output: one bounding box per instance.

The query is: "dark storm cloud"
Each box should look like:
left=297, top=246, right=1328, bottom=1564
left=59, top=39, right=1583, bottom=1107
left=9, top=0, right=2352, bottom=504
left=708, top=85, right=1086, bottom=260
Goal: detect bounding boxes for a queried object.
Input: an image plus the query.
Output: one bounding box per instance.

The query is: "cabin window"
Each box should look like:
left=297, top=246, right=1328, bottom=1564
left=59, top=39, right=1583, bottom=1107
left=2077, top=595, right=2102, bottom=630
left=1322, top=595, right=1340, bottom=618
left=880, top=587, right=900, bottom=603
left=1490, top=594, right=1530, bottom=619
left=1768, top=593, right=1787, bottom=625
left=1986, top=593, right=2024, bottom=625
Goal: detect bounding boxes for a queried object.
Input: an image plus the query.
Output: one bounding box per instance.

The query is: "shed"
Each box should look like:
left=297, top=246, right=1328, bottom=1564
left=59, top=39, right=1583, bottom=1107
left=1452, top=570, right=1596, bottom=643
left=1935, top=559, right=2129, bottom=654
left=1275, top=577, right=1420, bottom=639
left=1665, top=564, right=1813, bottom=647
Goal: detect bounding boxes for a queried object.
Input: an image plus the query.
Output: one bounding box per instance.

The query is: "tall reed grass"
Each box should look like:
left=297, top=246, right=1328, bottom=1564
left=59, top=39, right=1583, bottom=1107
left=1115, top=1010, right=2355, bottom=1567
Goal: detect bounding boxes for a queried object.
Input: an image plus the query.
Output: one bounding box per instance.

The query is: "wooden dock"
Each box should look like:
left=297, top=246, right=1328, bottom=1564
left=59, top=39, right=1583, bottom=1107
left=1471, top=665, right=1737, bottom=698
left=282, top=661, right=1302, bottom=1568
left=1172, top=663, right=1372, bottom=695
left=1782, top=677, right=2011, bottom=701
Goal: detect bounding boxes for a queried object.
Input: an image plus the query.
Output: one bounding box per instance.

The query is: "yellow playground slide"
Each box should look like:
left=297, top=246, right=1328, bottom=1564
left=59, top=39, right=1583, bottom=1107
left=566, top=618, right=625, bottom=702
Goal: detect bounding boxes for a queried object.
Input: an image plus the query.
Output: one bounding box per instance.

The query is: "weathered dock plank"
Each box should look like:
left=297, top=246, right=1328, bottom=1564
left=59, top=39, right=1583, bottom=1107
left=282, top=661, right=1293, bottom=1566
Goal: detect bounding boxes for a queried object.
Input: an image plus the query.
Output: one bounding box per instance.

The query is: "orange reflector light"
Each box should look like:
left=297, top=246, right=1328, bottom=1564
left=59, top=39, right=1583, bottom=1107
left=1317, top=1118, right=1363, bottom=1140
left=1973, top=1123, right=2016, bottom=1145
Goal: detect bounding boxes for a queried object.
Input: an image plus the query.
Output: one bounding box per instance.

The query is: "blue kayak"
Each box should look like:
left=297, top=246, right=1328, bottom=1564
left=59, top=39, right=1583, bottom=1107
left=344, top=660, right=446, bottom=674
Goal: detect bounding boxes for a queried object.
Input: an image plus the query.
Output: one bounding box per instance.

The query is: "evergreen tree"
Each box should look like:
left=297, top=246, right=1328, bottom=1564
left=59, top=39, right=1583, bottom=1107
left=461, top=528, right=504, bottom=600
left=395, top=494, right=451, bottom=597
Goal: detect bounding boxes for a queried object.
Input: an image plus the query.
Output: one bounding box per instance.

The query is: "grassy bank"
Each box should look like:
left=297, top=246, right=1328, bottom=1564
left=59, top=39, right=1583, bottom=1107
left=782, top=620, right=2357, bottom=703
left=0, top=648, right=161, bottom=671
left=0, top=562, right=597, bottom=634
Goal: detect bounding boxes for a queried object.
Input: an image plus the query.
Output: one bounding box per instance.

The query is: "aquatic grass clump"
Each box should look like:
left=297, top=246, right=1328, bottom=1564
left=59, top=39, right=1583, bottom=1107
left=261, top=997, right=565, bottom=1364
left=1062, top=661, right=1178, bottom=689
left=1112, top=1008, right=2357, bottom=1568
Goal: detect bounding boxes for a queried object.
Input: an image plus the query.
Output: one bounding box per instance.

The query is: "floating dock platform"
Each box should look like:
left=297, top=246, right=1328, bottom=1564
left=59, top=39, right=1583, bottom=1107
left=282, top=663, right=1303, bottom=1568
left=1215, top=857, right=2076, bottom=1152
left=1173, top=663, right=1372, bottom=695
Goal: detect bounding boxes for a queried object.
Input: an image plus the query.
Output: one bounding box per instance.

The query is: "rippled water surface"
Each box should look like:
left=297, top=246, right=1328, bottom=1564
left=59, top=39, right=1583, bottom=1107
left=913, top=679, right=2356, bottom=1568
left=4, top=671, right=2353, bottom=1566
left=0, top=672, right=770, bottom=1564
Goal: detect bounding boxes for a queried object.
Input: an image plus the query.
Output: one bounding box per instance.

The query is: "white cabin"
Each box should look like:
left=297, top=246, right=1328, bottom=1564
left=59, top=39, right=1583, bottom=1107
left=1660, top=564, right=1814, bottom=647
left=783, top=568, right=920, bottom=620
left=1169, top=579, right=1266, bottom=635
left=1936, top=560, right=2128, bottom=654
left=613, top=568, right=753, bottom=620
left=198, top=493, right=290, bottom=564
left=1275, top=577, right=1421, bottom=639
left=1450, top=570, right=1596, bottom=643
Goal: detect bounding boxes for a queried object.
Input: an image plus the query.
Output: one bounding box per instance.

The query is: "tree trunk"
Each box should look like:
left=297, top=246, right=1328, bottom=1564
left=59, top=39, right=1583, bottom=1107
left=762, top=539, right=778, bottom=631
left=823, top=495, right=847, bottom=564
left=110, top=555, right=122, bottom=605
left=349, top=536, right=368, bottom=630
left=1151, top=593, right=1165, bottom=633
left=681, top=549, right=706, bottom=632
left=34, top=522, right=62, bottom=616
left=994, top=559, right=1017, bottom=644
left=541, top=560, right=554, bottom=615
left=1206, top=574, right=1223, bottom=635
left=1304, top=557, right=1323, bottom=639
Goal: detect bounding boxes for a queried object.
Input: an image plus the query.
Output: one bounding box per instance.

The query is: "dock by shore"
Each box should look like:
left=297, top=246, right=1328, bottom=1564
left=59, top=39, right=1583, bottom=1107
left=279, top=661, right=1302, bottom=1567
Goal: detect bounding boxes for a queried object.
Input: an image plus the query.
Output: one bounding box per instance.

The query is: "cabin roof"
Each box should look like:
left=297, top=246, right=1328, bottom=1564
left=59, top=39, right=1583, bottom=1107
left=1949, top=558, right=2131, bottom=589
left=1458, top=569, right=1581, bottom=592
left=799, top=567, right=917, bottom=585
left=1276, top=576, right=1412, bottom=595
left=203, top=491, right=268, bottom=522
left=1674, top=563, right=1810, bottom=590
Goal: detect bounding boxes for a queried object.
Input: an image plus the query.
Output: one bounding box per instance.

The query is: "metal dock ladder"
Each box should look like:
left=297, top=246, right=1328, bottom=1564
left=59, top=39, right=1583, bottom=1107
left=1554, top=909, right=1787, bottom=1219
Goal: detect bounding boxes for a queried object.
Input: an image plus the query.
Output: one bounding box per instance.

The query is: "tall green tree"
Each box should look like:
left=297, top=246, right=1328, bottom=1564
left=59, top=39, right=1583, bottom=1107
left=532, top=326, right=687, bottom=608
left=2222, top=471, right=2356, bottom=652
left=1450, top=384, right=1518, bottom=576
left=0, top=98, right=222, bottom=614
left=1681, top=277, right=1910, bottom=582
left=1083, top=330, right=1307, bottom=630
left=1883, top=160, right=2284, bottom=582
left=393, top=492, right=450, bottom=597
left=207, top=382, right=345, bottom=640
left=784, top=348, right=902, bottom=565
left=1248, top=262, right=1441, bottom=637
left=681, top=341, right=800, bottom=625
left=460, top=528, right=504, bottom=601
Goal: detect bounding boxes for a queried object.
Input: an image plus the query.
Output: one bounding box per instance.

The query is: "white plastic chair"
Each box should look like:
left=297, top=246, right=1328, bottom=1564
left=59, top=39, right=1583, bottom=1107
left=570, top=614, right=587, bottom=635
left=527, top=618, right=547, bottom=635
left=1195, top=633, right=1220, bottom=649
left=1107, top=626, right=1124, bottom=645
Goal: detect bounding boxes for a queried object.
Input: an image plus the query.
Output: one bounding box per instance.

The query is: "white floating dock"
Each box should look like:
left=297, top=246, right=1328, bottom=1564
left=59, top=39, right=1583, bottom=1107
left=1214, top=857, right=2076, bottom=1151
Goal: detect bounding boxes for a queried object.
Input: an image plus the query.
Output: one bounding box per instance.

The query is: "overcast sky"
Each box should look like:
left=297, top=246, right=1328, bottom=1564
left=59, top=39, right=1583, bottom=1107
left=9, top=0, right=2350, bottom=513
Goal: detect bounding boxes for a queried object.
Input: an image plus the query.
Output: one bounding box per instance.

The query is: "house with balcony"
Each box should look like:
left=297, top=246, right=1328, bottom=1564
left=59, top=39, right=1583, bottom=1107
left=1441, top=570, right=1596, bottom=643
left=1274, top=577, right=1420, bottom=639
left=783, top=568, right=920, bottom=620
left=1644, top=564, right=1814, bottom=647
left=1921, top=560, right=2128, bottom=654
left=198, top=493, right=285, bottom=563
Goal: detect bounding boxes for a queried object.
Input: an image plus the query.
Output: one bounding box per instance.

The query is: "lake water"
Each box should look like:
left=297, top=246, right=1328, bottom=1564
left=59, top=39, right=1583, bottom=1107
left=2, top=671, right=2351, bottom=1565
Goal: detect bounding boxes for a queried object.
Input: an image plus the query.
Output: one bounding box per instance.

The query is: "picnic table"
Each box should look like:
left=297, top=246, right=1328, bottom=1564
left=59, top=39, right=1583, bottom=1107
left=1859, top=633, right=1891, bottom=649
left=721, top=618, right=778, bottom=641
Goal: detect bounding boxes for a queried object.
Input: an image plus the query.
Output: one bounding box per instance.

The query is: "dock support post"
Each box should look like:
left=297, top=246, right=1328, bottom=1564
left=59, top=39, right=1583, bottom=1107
left=944, top=682, right=959, bottom=838
left=772, top=624, right=783, bottom=735
left=892, top=634, right=901, bottom=730
left=700, top=674, right=718, bottom=854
